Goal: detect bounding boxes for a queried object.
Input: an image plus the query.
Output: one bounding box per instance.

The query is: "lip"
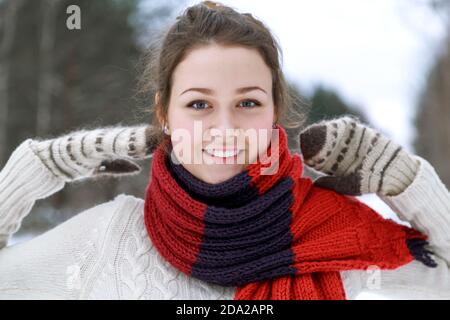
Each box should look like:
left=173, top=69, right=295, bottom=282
left=202, top=148, right=242, bottom=161
left=202, top=149, right=239, bottom=155
left=203, top=148, right=238, bottom=151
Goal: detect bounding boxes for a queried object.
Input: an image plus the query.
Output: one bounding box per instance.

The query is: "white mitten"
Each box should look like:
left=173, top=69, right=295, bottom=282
left=29, top=124, right=160, bottom=182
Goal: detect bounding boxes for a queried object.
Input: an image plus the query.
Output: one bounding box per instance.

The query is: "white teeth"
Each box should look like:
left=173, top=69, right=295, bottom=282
left=204, top=149, right=239, bottom=158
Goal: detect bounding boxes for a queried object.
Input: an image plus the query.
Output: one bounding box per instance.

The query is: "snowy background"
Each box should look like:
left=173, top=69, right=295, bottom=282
left=3, top=0, right=449, bottom=300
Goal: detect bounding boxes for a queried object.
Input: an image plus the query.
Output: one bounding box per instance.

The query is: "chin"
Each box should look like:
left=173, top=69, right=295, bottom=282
left=200, top=164, right=245, bottom=184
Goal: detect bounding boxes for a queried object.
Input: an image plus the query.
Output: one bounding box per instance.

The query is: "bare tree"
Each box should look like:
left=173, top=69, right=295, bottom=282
left=36, top=0, right=63, bottom=136
left=415, top=33, right=450, bottom=187
left=0, top=0, right=25, bottom=162
left=412, top=0, right=450, bottom=187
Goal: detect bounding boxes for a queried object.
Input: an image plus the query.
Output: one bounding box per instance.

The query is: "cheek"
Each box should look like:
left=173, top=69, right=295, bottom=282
left=169, top=121, right=206, bottom=166
left=246, top=126, right=273, bottom=164
left=242, top=111, right=274, bottom=163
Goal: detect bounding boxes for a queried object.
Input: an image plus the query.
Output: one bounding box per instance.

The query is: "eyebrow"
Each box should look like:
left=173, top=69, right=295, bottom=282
left=179, top=86, right=267, bottom=96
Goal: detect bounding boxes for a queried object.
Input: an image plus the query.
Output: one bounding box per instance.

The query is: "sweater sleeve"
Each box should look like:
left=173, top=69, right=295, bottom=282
left=0, top=139, right=65, bottom=249
left=346, top=155, right=450, bottom=299
left=380, top=155, right=450, bottom=264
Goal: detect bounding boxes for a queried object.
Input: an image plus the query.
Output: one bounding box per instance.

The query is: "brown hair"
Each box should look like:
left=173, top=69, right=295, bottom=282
left=136, top=0, right=307, bottom=150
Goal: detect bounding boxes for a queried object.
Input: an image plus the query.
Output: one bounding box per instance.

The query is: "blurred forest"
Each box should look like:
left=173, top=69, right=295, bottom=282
left=0, top=0, right=186, bottom=236
left=0, top=0, right=446, bottom=239
left=414, top=0, right=450, bottom=189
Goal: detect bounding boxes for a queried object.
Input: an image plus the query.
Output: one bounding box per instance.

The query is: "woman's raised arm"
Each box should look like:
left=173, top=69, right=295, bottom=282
left=0, top=139, right=65, bottom=248
left=369, top=155, right=450, bottom=299
left=299, top=116, right=450, bottom=298
left=0, top=124, right=158, bottom=249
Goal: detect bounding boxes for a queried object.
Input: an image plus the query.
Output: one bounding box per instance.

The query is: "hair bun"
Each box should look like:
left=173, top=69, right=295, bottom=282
left=203, top=1, right=222, bottom=9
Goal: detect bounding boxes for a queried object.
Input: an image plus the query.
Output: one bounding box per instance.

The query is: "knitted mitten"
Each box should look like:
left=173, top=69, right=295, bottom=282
left=29, top=124, right=160, bottom=182
left=299, top=116, right=420, bottom=196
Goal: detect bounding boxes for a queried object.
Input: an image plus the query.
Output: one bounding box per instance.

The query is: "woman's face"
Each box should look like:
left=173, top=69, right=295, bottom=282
left=165, top=43, right=276, bottom=184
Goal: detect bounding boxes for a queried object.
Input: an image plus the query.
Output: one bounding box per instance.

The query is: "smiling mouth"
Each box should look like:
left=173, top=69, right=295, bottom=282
left=202, top=148, right=241, bottom=158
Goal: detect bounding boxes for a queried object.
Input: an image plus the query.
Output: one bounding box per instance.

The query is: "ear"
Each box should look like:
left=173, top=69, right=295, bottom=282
left=273, top=107, right=278, bottom=124
left=154, top=91, right=160, bottom=105
left=154, top=92, right=164, bottom=125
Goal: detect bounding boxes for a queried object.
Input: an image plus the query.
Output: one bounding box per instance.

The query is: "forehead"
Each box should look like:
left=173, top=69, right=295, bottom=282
left=171, top=44, right=272, bottom=94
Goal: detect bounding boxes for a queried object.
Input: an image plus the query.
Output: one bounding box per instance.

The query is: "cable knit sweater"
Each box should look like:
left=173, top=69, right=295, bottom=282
left=0, top=138, right=450, bottom=299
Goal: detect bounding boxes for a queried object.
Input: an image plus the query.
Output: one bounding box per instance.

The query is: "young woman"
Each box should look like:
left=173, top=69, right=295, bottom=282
left=0, top=1, right=449, bottom=299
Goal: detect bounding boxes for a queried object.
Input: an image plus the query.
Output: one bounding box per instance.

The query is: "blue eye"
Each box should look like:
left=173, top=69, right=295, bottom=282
left=186, top=99, right=261, bottom=110
left=187, top=100, right=210, bottom=110
left=239, top=100, right=261, bottom=108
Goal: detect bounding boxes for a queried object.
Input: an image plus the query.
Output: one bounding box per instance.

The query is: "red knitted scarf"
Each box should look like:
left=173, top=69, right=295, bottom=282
left=144, top=124, right=436, bottom=300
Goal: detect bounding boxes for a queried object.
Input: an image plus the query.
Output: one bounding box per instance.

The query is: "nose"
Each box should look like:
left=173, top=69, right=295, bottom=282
left=208, top=107, right=240, bottom=146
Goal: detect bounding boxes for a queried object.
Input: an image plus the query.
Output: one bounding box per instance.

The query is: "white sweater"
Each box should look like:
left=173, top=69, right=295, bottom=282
left=1, top=138, right=450, bottom=300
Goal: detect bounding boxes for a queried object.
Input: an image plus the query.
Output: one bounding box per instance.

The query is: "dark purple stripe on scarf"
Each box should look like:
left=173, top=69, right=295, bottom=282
left=193, top=177, right=297, bottom=286
left=192, top=251, right=298, bottom=287
left=168, top=155, right=259, bottom=208
left=167, top=151, right=299, bottom=286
